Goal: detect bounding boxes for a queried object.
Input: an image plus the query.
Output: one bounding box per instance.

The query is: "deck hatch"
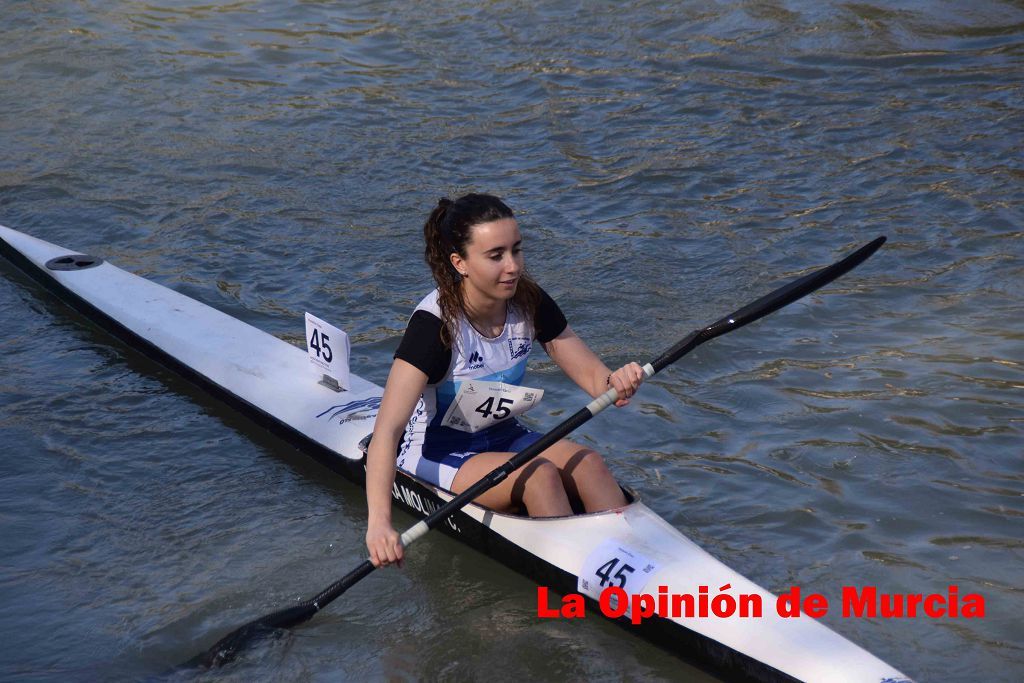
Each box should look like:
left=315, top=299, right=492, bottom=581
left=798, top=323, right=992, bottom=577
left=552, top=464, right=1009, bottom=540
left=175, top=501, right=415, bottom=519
left=46, top=254, right=104, bottom=271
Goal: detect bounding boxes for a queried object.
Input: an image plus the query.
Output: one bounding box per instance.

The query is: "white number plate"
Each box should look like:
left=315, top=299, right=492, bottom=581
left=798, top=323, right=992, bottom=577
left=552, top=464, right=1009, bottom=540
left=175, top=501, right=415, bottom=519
left=578, top=539, right=659, bottom=613
left=440, top=380, right=543, bottom=433
left=305, top=312, right=350, bottom=389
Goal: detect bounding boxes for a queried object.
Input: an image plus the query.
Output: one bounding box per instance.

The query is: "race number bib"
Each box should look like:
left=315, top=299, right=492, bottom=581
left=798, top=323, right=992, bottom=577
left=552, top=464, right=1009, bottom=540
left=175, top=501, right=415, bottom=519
left=440, top=380, right=543, bottom=433
left=578, top=539, right=659, bottom=613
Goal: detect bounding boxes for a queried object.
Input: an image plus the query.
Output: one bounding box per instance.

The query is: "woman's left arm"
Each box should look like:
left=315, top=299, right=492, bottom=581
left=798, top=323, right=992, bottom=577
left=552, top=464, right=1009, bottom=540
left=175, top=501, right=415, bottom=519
left=541, top=325, right=645, bottom=406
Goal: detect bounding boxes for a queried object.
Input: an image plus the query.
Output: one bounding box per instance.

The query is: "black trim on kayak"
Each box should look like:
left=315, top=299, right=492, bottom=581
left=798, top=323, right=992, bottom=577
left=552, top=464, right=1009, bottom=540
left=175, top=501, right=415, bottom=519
left=0, top=235, right=797, bottom=683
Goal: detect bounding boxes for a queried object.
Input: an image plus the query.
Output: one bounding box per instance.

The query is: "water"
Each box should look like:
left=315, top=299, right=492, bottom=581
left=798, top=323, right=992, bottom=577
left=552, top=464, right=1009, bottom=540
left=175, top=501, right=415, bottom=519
left=1, top=1, right=1022, bottom=680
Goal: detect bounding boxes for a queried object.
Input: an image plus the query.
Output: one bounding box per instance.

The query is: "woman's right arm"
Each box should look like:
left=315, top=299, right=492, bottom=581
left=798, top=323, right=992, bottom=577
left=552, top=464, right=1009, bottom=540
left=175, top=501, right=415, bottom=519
left=365, top=358, right=429, bottom=568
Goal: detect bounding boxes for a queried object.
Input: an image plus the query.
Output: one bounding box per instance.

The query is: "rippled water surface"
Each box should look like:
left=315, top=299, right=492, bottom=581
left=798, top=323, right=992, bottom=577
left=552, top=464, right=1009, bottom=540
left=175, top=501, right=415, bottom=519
left=1, top=1, right=1022, bottom=681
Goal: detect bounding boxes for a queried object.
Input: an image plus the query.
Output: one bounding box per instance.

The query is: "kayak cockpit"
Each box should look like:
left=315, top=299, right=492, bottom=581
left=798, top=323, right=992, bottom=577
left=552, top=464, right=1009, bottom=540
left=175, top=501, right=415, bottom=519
left=357, top=432, right=638, bottom=518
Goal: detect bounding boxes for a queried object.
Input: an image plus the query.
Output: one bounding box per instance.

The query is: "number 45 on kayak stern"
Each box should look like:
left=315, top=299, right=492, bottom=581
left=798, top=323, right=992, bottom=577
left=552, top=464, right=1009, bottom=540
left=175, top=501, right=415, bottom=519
left=579, top=539, right=659, bottom=613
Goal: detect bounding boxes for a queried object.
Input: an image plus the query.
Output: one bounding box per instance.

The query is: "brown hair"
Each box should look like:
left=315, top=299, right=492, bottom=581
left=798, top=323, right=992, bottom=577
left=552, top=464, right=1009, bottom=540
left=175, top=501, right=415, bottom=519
left=423, top=193, right=541, bottom=346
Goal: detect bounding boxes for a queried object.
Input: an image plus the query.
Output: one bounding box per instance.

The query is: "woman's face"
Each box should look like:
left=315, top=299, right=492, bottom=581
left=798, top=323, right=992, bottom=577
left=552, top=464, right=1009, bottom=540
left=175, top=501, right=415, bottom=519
left=450, top=217, right=524, bottom=303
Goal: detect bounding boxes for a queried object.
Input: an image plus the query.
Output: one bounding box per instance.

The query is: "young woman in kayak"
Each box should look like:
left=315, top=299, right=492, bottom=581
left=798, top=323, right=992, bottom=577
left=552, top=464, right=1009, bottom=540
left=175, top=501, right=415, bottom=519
left=366, top=193, right=644, bottom=568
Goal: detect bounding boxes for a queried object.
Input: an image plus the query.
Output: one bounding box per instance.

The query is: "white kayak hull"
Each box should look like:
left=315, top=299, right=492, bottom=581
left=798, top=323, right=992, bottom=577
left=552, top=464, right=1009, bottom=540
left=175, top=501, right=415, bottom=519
left=0, top=224, right=912, bottom=683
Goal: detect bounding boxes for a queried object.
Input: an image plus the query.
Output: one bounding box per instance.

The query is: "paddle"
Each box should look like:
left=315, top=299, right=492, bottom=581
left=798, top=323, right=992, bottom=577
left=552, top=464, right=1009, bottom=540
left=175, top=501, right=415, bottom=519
left=187, top=235, right=887, bottom=668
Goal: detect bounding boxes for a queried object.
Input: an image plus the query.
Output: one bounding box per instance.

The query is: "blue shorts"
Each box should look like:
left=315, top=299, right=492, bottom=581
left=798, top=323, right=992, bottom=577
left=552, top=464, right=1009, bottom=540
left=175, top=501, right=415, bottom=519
left=398, top=419, right=543, bottom=491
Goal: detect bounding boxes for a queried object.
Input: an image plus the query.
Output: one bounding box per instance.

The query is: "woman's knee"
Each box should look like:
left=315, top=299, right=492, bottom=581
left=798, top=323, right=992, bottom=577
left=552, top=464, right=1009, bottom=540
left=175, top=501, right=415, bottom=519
left=513, top=458, right=567, bottom=506
left=557, top=447, right=625, bottom=512
left=563, top=447, right=612, bottom=478
left=523, top=457, right=563, bottom=489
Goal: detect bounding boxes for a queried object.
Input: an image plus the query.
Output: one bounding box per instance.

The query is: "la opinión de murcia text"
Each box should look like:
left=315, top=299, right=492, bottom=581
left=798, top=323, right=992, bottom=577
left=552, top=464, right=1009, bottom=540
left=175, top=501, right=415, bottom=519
left=537, top=585, right=984, bottom=625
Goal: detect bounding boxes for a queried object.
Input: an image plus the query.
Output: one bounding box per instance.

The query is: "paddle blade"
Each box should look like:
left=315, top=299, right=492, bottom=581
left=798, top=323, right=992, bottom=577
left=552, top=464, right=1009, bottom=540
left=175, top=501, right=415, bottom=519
left=186, top=603, right=316, bottom=669
left=703, top=236, right=886, bottom=341
left=182, top=559, right=376, bottom=670
left=651, top=236, right=886, bottom=373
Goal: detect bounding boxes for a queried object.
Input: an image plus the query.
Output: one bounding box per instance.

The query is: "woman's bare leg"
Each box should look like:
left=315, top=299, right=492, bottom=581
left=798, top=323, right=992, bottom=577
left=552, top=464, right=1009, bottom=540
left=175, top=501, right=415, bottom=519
left=451, top=452, right=572, bottom=517
left=532, top=439, right=628, bottom=512
left=449, top=439, right=626, bottom=516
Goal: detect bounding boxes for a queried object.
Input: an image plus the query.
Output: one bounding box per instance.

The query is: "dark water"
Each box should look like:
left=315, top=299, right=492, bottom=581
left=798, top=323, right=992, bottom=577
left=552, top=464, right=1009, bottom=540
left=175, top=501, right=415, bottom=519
left=1, top=1, right=1022, bottom=680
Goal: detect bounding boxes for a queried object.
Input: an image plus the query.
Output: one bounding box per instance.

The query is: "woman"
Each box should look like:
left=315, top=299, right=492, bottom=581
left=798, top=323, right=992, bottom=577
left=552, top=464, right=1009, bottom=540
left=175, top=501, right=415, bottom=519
left=366, top=193, right=645, bottom=568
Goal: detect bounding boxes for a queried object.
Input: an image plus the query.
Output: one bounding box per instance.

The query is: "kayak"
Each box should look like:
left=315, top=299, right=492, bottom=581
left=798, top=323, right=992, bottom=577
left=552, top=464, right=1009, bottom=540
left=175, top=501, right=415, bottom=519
left=0, top=224, right=913, bottom=683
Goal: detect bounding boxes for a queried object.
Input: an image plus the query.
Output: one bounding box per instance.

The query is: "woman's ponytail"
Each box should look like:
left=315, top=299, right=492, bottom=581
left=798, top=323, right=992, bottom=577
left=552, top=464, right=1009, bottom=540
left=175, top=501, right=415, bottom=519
left=423, top=197, right=455, bottom=282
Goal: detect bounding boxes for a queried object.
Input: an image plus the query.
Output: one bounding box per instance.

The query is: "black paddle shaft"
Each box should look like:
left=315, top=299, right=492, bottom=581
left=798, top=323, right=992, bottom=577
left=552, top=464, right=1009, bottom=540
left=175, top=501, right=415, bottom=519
left=187, top=235, right=886, bottom=668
